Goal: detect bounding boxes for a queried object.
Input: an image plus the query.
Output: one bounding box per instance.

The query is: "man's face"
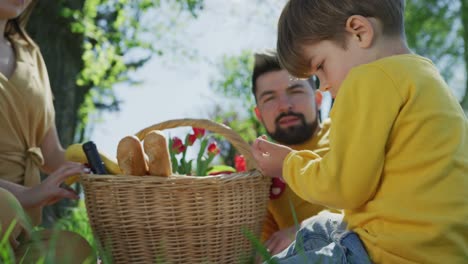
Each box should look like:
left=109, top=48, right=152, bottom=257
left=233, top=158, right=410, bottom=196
left=255, top=69, right=319, bottom=145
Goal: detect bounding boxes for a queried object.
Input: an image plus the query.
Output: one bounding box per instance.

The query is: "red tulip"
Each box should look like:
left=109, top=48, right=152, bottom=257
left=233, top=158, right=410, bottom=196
left=193, top=127, right=205, bottom=139
left=207, top=142, right=220, bottom=156
left=178, top=145, right=186, bottom=153
left=187, top=134, right=197, bottom=146
left=234, top=155, right=246, bottom=172
left=172, top=137, right=184, bottom=154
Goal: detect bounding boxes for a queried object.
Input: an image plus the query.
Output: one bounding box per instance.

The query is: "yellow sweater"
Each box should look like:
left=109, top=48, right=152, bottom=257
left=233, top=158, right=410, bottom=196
left=283, top=54, right=468, bottom=263
left=261, top=119, right=331, bottom=241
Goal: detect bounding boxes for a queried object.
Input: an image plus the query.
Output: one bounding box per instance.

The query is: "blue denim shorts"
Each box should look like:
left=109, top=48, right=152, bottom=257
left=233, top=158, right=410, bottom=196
left=266, top=211, right=372, bottom=264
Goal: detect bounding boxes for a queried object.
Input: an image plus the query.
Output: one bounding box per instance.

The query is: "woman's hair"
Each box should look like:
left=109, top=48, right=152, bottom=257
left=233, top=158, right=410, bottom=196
left=277, top=0, right=405, bottom=78
left=5, top=0, right=38, bottom=44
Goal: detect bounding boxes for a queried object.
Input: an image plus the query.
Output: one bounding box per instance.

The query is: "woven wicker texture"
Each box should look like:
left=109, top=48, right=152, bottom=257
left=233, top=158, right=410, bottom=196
left=81, top=119, right=271, bottom=263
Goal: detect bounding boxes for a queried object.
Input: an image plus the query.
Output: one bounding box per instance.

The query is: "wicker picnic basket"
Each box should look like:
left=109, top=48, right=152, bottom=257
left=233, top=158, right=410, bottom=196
left=80, top=119, right=271, bottom=264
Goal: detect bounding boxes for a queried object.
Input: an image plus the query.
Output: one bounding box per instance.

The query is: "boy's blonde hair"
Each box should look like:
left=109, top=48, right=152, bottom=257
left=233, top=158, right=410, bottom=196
left=277, top=0, right=405, bottom=78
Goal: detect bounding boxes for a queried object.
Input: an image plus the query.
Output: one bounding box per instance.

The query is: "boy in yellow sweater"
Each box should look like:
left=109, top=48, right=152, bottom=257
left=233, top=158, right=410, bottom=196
left=252, top=0, right=468, bottom=263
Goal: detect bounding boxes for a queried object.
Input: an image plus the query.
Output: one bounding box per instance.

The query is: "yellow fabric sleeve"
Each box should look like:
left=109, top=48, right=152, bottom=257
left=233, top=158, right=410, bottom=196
left=283, top=65, right=402, bottom=209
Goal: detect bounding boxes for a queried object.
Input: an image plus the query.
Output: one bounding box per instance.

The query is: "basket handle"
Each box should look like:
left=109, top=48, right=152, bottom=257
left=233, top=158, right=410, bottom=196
left=134, top=118, right=257, bottom=171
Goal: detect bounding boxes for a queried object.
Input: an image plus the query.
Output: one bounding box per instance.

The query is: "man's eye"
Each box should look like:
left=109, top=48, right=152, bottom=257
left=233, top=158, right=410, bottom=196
left=291, top=90, right=304, bottom=94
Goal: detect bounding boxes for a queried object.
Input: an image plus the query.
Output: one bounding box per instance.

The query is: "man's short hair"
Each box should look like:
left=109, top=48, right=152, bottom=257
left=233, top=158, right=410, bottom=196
left=277, top=0, right=405, bottom=78
left=252, top=50, right=316, bottom=101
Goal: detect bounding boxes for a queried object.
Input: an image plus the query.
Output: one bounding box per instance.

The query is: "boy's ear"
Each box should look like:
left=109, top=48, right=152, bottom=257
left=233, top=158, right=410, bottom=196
left=254, top=107, right=262, bottom=122
left=345, top=15, right=374, bottom=48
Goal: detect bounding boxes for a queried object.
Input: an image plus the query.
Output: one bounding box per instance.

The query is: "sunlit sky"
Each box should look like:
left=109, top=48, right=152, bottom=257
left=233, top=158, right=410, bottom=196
left=91, top=0, right=287, bottom=157
left=91, top=0, right=466, bottom=158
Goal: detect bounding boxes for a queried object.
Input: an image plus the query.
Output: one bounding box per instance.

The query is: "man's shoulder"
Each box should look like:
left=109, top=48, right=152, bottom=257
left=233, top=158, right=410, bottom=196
left=321, top=118, right=331, bottom=130
left=318, top=118, right=331, bottom=140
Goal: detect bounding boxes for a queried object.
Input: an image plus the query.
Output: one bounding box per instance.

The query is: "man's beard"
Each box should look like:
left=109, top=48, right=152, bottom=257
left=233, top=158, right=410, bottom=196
left=267, top=111, right=319, bottom=145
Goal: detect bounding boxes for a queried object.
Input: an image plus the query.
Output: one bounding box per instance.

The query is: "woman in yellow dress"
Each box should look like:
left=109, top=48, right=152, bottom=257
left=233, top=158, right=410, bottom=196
left=0, top=1, right=94, bottom=262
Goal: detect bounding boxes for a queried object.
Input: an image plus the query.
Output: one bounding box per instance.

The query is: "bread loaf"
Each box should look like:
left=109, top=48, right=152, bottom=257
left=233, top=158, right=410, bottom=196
left=143, top=130, right=172, bottom=177
left=117, top=135, right=148, bottom=176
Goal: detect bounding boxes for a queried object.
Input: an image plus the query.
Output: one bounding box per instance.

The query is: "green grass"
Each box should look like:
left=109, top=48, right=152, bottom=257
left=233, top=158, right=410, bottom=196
left=0, top=220, right=18, bottom=263
left=0, top=201, right=99, bottom=264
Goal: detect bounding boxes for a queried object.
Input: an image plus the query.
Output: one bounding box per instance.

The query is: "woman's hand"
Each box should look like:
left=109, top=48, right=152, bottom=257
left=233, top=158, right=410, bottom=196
left=20, top=162, right=89, bottom=208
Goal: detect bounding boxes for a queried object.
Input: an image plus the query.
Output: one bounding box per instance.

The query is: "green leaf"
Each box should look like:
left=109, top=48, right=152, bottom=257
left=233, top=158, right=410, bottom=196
left=241, top=228, right=278, bottom=264
left=207, top=165, right=236, bottom=175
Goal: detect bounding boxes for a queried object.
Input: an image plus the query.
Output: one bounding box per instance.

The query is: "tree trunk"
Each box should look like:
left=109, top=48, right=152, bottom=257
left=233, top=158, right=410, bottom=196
left=27, top=1, right=87, bottom=148
left=461, top=0, right=468, bottom=114
left=27, top=1, right=87, bottom=226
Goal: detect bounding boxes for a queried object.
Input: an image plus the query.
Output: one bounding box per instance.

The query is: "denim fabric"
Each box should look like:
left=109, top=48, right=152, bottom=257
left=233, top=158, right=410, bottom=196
left=266, top=211, right=372, bottom=264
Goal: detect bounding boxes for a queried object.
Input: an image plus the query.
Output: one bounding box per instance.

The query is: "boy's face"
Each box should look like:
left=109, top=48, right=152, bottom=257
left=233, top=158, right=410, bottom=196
left=254, top=69, right=319, bottom=145
left=303, top=38, right=371, bottom=98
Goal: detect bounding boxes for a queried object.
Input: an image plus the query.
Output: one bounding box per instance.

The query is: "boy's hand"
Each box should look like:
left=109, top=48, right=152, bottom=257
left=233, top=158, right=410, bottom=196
left=254, top=226, right=296, bottom=264
left=264, top=226, right=296, bottom=255
left=252, top=136, right=292, bottom=179
left=20, top=162, right=89, bottom=208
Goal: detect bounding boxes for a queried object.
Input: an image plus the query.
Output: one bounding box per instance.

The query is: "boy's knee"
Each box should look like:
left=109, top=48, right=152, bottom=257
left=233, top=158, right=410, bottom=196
left=56, top=230, right=95, bottom=263
left=0, top=188, right=25, bottom=244
left=15, top=230, right=95, bottom=264
left=297, top=211, right=346, bottom=248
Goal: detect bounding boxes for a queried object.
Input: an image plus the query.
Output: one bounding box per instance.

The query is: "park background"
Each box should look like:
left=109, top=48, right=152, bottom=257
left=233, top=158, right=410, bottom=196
left=4, top=0, right=467, bottom=261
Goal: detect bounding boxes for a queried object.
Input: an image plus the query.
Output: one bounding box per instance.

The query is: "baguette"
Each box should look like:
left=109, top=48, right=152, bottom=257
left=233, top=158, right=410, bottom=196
left=117, top=135, right=148, bottom=176
left=143, top=130, right=172, bottom=177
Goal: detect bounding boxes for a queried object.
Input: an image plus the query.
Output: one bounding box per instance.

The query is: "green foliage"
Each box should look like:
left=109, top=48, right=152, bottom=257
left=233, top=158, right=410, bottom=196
left=405, top=0, right=462, bottom=81
left=209, top=51, right=267, bottom=167
left=206, top=165, right=236, bottom=175
left=211, top=50, right=256, bottom=110
left=460, top=0, right=468, bottom=112
left=208, top=50, right=268, bottom=167
left=57, top=0, right=205, bottom=139
left=242, top=228, right=277, bottom=264
left=210, top=50, right=266, bottom=143
left=0, top=221, right=17, bottom=263
left=405, top=0, right=468, bottom=113
left=0, top=202, right=102, bottom=264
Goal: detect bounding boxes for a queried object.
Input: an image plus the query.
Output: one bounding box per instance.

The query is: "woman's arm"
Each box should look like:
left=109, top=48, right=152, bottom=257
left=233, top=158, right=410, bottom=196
left=0, top=179, right=28, bottom=200
left=0, top=163, right=85, bottom=209
left=40, top=124, right=66, bottom=174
